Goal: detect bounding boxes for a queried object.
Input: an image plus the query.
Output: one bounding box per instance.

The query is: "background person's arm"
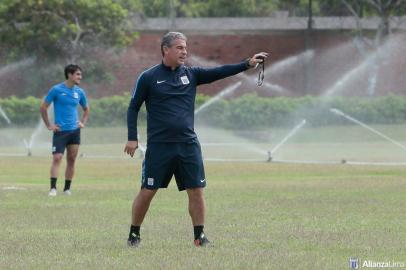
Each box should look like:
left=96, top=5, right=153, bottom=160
left=78, top=106, right=89, bottom=128
left=40, top=100, right=60, bottom=132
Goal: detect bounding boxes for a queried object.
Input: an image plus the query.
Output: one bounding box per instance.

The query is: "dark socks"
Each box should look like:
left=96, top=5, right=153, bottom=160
left=194, top=225, right=204, bottom=240
left=130, top=225, right=140, bottom=237
left=64, top=179, right=72, bottom=191
left=50, top=177, right=57, bottom=189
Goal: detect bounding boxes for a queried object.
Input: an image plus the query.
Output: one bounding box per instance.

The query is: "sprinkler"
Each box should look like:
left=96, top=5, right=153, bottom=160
left=23, top=139, right=32, bottom=157
left=267, top=151, right=272, bottom=162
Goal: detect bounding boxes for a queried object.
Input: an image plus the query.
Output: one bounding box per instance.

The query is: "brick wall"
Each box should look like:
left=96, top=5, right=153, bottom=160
left=109, top=31, right=313, bottom=97
left=105, top=30, right=406, bottom=98
left=1, top=29, right=405, bottom=97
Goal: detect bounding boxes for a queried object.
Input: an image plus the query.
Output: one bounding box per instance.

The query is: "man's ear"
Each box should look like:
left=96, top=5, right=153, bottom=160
left=163, top=46, right=169, bottom=55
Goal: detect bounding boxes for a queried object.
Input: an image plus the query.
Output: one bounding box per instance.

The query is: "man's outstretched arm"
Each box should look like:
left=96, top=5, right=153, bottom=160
left=194, top=52, right=269, bottom=85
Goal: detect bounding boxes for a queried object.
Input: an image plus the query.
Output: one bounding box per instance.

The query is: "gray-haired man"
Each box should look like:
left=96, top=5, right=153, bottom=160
left=125, top=31, right=268, bottom=247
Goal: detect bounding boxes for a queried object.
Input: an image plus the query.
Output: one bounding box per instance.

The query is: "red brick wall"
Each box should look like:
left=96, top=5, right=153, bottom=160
left=2, top=31, right=405, bottom=97
left=109, top=31, right=310, bottom=97
left=108, top=30, right=404, bottom=98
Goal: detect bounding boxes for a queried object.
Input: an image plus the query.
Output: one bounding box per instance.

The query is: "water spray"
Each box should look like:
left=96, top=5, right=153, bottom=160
left=188, top=55, right=288, bottom=93
left=322, top=38, right=398, bottom=97
left=0, top=106, right=11, bottom=124
left=0, top=58, right=35, bottom=77
left=138, top=143, right=146, bottom=158
left=265, top=50, right=315, bottom=76
left=22, top=119, right=46, bottom=157
left=194, top=81, right=242, bottom=115
left=23, top=139, right=32, bottom=157
left=268, top=119, right=307, bottom=160
left=330, top=108, right=406, bottom=152
left=137, top=134, right=147, bottom=158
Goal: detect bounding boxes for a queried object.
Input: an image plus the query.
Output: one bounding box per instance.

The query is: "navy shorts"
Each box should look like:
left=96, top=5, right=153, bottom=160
left=52, top=129, right=81, bottom=154
left=141, top=140, right=206, bottom=191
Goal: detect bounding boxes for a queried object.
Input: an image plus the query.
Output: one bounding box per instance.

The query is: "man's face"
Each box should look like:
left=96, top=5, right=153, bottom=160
left=164, top=38, right=187, bottom=66
left=68, top=70, right=82, bottom=85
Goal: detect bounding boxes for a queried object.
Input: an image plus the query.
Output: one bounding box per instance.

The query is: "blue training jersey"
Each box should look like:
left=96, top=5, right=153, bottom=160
left=127, top=61, right=249, bottom=143
left=45, top=82, right=88, bottom=131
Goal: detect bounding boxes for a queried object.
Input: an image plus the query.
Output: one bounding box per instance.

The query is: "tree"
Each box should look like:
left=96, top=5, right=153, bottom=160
left=339, top=0, right=405, bottom=95
left=0, top=0, right=136, bottom=63
left=340, top=0, right=405, bottom=45
left=138, top=0, right=279, bottom=18
left=275, top=0, right=318, bottom=16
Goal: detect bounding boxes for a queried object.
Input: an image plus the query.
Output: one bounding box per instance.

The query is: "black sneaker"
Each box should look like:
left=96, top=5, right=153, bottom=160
left=194, top=232, right=211, bottom=247
left=127, top=233, right=141, bottom=247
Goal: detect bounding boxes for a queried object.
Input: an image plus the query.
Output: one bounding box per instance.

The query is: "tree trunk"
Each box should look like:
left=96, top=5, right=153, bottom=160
left=304, top=0, right=315, bottom=95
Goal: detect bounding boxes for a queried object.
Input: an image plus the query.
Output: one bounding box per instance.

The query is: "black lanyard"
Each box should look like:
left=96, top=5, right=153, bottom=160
left=257, top=59, right=265, bottom=86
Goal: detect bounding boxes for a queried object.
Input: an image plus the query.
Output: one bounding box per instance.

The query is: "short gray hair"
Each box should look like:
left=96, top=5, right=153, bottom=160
left=161, top=32, right=187, bottom=56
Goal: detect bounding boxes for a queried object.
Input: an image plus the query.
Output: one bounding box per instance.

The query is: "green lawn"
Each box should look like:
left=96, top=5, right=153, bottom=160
left=1, top=157, right=405, bottom=269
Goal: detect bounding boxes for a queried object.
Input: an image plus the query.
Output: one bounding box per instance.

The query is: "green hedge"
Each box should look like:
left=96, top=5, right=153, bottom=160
left=0, top=96, right=41, bottom=126
left=1, top=94, right=406, bottom=128
left=195, top=94, right=406, bottom=129
left=89, top=94, right=145, bottom=126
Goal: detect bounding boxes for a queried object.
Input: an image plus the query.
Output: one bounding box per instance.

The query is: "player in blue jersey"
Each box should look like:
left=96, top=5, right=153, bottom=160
left=124, top=32, right=268, bottom=247
left=40, top=64, right=89, bottom=197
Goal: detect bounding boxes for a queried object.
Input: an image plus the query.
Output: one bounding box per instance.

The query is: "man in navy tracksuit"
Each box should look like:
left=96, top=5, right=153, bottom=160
left=124, top=32, right=268, bottom=247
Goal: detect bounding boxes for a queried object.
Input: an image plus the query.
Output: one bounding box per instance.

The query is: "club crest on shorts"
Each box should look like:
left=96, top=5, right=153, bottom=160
left=180, top=75, right=189, bottom=85
left=147, top=177, right=154, bottom=186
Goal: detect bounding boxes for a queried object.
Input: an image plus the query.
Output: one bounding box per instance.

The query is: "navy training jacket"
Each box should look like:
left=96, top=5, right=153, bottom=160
left=127, top=61, right=249, bottom=143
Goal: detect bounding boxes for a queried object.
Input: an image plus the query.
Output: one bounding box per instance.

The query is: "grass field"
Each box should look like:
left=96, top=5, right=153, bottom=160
left=1, top=156, right=405, bottom=269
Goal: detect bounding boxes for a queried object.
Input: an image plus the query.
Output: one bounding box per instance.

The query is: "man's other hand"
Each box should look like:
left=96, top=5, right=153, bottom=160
left=124, top=140, right=138, bottom=157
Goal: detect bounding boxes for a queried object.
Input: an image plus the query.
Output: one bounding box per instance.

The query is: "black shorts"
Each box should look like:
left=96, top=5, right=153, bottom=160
left=141, top=140, right=206, bottom=191
left=52, top=129, right=81, bottom=154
